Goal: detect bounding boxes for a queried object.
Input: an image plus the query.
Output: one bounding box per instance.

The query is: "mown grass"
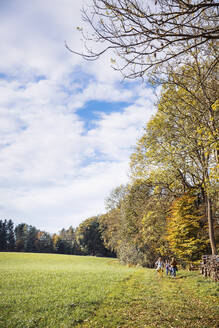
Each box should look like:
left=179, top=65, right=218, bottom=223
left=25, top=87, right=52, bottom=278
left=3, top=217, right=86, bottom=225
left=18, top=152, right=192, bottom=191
left=0, top=253, right=218, bottom=328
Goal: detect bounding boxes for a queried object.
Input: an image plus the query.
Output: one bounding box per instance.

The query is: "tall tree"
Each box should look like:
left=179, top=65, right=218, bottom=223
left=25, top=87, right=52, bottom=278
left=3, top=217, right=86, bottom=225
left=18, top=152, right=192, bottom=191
left=35, top=231, right=53, bottom=253
left=76, top=216, right=113, bottom=256
left=121, top=181, right=169, bottom=266
left=130, top=69, right=218, bottom=254
left=15, top=223, right=28, bottom=251
left=100, top=208, right=123, bottom=254
left=58, top=226, right=78, bottom=254
left=7, top=220, right=15, bottom=251
left=0, top=220, right=7, bottom=251
left=25, top=226, right=38, bottom=252
left=52, top=233, right=60, bottom=253
left=101, top=182, right=170, bottom=266
left=105, top=184, right=128, bottom=211
left=167, top=192, right=210, bottom=262
left=69, top=0, right=219, bottom=78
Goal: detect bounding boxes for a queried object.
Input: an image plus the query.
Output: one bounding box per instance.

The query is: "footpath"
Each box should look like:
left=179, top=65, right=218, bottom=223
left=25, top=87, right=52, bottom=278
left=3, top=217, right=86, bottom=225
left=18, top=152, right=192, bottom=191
left=77, top=268, right=219, bottom=328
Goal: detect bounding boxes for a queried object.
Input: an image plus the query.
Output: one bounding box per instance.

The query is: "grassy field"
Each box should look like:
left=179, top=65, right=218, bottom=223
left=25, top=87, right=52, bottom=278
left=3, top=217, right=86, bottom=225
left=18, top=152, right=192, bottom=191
left=0, top=253, right=218, bottom=328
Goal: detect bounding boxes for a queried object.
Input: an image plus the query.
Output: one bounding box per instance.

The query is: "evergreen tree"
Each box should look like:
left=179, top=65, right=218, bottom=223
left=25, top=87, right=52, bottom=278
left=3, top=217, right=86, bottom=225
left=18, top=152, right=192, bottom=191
left=25, top=226, right=38, bottom=252
left=56, top=239, right=67, bottom=254
left=7, top=220, right=15, bottom=251
left=0, top=220, right=7, bottom=251
left=35, top=231, right=53, bottom=253
left=15, top=223, right=27, bottom=251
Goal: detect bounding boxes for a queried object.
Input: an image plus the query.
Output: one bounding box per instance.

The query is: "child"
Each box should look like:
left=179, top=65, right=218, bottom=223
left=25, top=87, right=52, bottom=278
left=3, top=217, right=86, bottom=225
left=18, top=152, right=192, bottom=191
left=155, top=257, right=164, bottom=278
left=170, top=257, right=178, bottom=277
left=165, top=260, right=170, bottom=275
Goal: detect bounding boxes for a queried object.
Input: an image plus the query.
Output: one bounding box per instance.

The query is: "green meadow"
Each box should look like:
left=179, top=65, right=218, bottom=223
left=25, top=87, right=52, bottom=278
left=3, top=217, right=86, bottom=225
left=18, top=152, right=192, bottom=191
left=0, top=253, right=218, bottom=328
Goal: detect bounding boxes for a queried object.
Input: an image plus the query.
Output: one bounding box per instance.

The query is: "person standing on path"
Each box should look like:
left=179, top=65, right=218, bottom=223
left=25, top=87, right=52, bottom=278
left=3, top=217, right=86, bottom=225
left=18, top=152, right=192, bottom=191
left=165, top=260, right=171, bottom=276
left=170, top=258, right=178, bottom=278
left=155, top=257, right=164, bottom=278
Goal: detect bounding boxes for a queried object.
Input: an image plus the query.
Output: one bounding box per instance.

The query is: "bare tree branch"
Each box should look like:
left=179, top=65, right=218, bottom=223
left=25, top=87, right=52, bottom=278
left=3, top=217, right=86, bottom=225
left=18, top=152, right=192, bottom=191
left=67, top=0, right=219, bottom=78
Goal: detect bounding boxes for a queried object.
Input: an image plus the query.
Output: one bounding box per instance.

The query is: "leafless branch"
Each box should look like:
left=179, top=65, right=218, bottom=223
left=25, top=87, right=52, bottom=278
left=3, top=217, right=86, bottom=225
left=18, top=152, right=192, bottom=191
left=67, top=0, right=219, bottom=78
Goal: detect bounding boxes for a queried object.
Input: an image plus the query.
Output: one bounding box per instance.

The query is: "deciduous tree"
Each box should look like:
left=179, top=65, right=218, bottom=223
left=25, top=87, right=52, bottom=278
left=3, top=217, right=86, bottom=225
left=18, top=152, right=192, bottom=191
left=130, top=70, right=218, bottom=254
left=76, top=216, right=113, bottom=256
left=69, top=0, right=219, bottom=78
left=167, top=192, right=210, bottom=262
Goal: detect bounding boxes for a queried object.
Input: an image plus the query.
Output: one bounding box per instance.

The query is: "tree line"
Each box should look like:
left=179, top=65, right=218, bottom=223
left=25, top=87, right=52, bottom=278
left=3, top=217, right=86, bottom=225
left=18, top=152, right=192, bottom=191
left=0, top=218, right=114, bottom=257
left=97, top=52, right=218, bottom=267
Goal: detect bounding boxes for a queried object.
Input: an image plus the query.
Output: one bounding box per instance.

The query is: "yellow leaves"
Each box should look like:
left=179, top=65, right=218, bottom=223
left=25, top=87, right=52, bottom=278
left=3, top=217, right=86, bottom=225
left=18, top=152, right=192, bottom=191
left=166, top=192, right=208, bottom=261
left=52, top=233, right=60, bottom=247
left=197, top=127, right=203, bottom=135
left=141, top=212, right=153, bottom=226
left=209, top=165, right=219, bottom=182
left=211, top=99, right=219, bottom=112
left=204, top=150, right=209, bottom=158
left=153, top=185, right=161, bottom=195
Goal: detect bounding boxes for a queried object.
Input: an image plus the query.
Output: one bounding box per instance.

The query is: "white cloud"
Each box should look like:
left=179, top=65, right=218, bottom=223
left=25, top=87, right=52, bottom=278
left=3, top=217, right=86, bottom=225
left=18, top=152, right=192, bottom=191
left=0, top=0, right=157, bottom=232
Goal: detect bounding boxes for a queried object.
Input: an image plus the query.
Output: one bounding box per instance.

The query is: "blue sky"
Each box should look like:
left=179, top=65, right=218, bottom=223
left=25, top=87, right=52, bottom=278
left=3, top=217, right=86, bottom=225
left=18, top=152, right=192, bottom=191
left=0, top=0, right=158, bottom=232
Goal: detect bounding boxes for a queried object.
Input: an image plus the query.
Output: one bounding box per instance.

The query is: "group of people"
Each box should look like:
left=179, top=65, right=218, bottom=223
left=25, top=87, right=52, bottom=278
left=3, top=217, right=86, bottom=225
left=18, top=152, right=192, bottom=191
left=155, top=257, right=178, bottom=278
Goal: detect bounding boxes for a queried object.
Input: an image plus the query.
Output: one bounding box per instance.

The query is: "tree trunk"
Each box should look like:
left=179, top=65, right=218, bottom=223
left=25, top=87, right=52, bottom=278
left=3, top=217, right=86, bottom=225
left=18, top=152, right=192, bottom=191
left=206, top=195, right=217, bottom=255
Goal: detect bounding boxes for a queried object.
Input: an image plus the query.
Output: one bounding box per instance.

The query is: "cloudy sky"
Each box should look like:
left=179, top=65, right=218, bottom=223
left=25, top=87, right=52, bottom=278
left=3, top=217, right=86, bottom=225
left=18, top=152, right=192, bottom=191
left=0, top=0, right=157, bottom=233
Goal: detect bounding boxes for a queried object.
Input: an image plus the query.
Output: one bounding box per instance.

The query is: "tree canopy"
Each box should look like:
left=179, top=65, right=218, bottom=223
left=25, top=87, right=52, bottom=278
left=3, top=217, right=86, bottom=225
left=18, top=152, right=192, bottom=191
left=68, top=0, right=219, bottom=78
left=130, top=73, right=218, bottom=254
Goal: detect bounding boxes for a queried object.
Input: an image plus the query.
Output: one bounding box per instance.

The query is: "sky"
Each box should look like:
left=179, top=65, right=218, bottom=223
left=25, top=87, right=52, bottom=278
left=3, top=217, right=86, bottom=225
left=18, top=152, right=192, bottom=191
left=0, top=0, right=158, bottom=233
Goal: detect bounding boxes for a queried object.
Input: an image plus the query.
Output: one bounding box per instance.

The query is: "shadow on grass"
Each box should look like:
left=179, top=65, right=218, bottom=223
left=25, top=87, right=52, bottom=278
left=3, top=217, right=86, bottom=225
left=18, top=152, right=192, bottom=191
left=196, top=279, right=214, bottom=284
left=166, top=276, right=187, bottom=280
